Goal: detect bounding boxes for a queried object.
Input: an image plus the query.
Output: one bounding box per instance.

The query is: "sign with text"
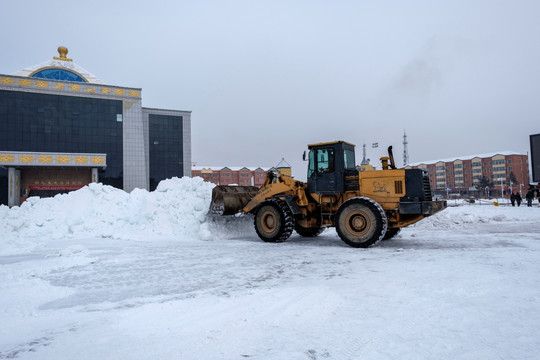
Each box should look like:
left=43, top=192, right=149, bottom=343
left=530, top=134, right=540, bottom=182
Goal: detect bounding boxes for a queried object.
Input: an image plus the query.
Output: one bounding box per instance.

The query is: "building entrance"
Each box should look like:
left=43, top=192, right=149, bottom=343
left=0, top=151, right=106, bottom=207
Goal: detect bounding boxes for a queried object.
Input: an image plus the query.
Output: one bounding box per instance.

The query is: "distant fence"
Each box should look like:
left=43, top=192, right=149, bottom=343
left=445, top=198, right=537, bottom=207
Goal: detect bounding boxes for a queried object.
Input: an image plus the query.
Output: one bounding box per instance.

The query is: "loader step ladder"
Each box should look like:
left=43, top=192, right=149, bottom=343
left=319, top=194, right=341, bottom=226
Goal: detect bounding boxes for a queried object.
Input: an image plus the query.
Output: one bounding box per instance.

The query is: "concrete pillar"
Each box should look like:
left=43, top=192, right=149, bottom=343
left=91, top=168, right=99, bottom=183
left=8, top=168, right=20, bottom=207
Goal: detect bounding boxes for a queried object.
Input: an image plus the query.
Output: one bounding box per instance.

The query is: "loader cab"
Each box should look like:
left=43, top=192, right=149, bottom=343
left=306, top=141, right=357, bottom=194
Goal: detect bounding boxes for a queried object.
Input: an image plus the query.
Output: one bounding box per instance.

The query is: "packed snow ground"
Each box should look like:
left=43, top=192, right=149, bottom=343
left=1, top=177, right=540, bottom=359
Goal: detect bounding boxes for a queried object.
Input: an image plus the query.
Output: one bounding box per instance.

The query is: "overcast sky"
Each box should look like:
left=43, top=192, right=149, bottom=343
left=2, top=0, right=539, bottom=180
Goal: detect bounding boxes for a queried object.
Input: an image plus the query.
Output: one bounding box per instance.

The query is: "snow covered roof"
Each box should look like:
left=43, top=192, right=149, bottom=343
left=193, top=159, right=290, bottom=172
left=275, top=158, right=291, bottom=169
left=192, top=166, right=273, bottom=172
left=408, top=151, right=524, bottom=167
left=12, top=46, right=104, bottom=84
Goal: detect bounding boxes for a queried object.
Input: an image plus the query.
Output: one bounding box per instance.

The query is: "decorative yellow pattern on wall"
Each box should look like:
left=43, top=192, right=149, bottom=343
left=0, top=77, right=14, bottom=85
left=57, top=156, right=71, bottom=163
left=74, top=156, right=88, bottom=164
left=91, top=156, right=105, bottom=164
left=38, top=155, right=53, bottom=163
left=35, top=81, right=49, bottom=88
left=0, top=154, right=15, bottom=162
left=19, top=155, right=35, bottom=163
left=1, top=69, right=136, bottom=103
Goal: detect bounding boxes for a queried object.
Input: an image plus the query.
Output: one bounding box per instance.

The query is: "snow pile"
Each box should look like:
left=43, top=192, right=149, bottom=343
left=0, top=177, right=215, bottom=243
left=2, top=175, right=538, bottom=251
left=414, top=203, right=540, bottom=229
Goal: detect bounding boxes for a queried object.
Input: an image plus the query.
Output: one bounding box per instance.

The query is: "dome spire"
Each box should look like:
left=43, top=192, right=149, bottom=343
left=53, top=46, right=72, bottom=62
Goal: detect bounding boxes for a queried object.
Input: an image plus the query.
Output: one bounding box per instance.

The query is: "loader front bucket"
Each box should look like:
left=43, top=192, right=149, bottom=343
left=209, top=185, right=260, bottom=216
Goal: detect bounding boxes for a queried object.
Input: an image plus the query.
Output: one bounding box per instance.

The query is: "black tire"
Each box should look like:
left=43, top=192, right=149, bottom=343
left=294, top=224, right=324, bottom=237
left=335, top=197, right=387, bottom=248
left=382, top=228, right=401, bottom=241
left=254, top=199, right=294, bottom=242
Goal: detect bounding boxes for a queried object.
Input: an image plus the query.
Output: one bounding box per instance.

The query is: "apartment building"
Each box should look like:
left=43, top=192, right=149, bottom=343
left=191, top=166, right=272, bottom=187
left=406, top=152, right=529, bottom=196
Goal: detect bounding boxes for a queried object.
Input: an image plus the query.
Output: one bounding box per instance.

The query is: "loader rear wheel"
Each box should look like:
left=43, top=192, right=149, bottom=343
left=383, top=228, right=401, bottom=240
left=336, top=197, right=387, bottom=248
left=294, top=224, right=324, bottom=237
left=254, top=199, right=294, bottom=243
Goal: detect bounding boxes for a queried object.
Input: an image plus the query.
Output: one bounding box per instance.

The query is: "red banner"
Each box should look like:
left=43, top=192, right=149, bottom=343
left=29, top=185, right=85, bottom=191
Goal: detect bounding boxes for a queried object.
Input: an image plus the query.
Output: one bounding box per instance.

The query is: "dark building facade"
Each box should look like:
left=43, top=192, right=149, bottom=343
left=531, top=134, right=540, bottom=183
left=146, top=111, right=186, bottom=191
left=0, top=47, right=191, bottom=206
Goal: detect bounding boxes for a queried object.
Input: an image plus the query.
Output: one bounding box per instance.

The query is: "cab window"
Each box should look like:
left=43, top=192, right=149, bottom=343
left=308, top=150, right=316, bottom=178
left=317, top=148, right=334, bottom=173
left=344, top=149, right=355, bottom=170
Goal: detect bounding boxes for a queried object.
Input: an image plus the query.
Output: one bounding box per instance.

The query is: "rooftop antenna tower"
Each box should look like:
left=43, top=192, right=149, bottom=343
left=403, top=130, right=409, bottom=166
left=361, top=144, right=369, bottom=165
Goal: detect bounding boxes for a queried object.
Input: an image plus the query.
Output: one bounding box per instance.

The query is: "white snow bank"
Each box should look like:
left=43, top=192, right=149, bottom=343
left=414, top=202, right=540, bottom=229
left=1, top=175, right=538, bottom=252
left=0, top=177, right=215, bottom=244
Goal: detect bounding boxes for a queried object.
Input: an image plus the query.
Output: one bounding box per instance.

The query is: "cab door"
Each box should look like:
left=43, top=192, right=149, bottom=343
left=307, top=147, right=337, bottom=194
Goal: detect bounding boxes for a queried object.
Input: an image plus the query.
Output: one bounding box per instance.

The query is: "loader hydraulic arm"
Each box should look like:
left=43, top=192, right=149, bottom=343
left=242, top=171, right=308, bottom=213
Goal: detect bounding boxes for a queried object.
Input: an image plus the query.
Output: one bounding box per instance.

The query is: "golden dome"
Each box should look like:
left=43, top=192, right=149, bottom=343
left=54, top=46, right=72, bottom=62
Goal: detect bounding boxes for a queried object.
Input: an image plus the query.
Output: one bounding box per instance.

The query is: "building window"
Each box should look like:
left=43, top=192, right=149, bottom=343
left=149, top=114, right=183, bottom=191
left=0, top=90, right=123, bottom=189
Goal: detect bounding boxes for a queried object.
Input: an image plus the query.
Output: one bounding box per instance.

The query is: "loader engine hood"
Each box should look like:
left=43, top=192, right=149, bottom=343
left=399, top=169, right=446, bottom=216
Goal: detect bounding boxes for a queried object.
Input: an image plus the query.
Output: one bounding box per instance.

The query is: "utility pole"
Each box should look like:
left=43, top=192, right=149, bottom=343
left=403, top=130, right=409, bottom=166
left=361, top=144, right=369, bottom=165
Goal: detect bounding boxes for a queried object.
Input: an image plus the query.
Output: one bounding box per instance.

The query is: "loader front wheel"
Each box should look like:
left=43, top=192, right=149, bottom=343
left=336, top=197, right=387, bottom=248
left=254, top=199, right=294, bottom=243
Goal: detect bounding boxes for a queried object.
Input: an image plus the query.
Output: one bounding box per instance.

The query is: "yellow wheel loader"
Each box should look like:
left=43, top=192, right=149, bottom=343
left=209, top=141, right=446, bottom=248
